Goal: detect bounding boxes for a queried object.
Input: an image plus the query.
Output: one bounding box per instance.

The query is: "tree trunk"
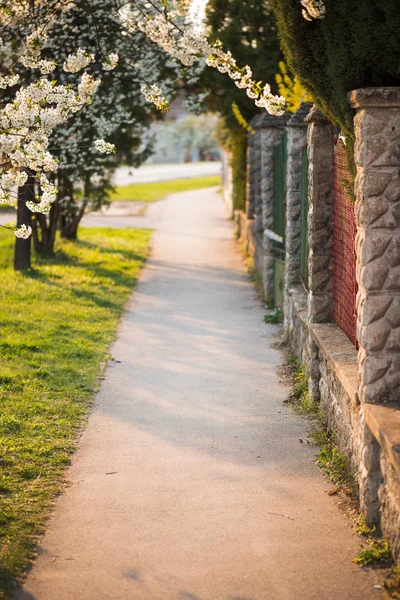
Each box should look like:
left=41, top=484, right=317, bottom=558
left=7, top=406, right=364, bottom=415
left=14, top=171, right=35, bottom=271
left=60, top=176, right=88, bottom=240
left=32, top=201, right=61, bottom=253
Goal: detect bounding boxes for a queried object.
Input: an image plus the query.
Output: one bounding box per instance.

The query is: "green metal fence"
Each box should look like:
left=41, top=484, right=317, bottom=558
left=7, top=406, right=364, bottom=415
left=271, top=130, right=287, bottom=308
left=299, top=146, right=309, bottom=288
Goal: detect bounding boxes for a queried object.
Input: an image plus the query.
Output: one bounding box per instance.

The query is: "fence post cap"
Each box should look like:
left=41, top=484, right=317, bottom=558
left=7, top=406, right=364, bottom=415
left=249, top=114, right=263, bottom=129
left=304, top=105, right=331, bottom=124
left=259, top=111, right=290, bottom=128
left=348, top=87, right=400, bottom=109
left=288, top=102, right=314, bottom=127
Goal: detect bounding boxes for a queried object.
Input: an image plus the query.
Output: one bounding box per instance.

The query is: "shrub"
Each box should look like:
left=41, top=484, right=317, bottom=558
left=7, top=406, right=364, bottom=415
left=270, top=0, right=400, bottom=173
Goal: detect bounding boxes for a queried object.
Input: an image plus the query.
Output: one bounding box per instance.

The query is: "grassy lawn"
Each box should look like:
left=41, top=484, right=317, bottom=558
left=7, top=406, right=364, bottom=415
left=110, top=174, right=221, bottom=202
left=0, top=227, right=152, bottom=598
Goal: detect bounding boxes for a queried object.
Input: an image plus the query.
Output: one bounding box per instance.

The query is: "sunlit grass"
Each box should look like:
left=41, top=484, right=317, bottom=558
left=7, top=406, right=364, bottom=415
left=0, top=227, right=151, bottom=598
left=110, top=174, right=221, bottom=202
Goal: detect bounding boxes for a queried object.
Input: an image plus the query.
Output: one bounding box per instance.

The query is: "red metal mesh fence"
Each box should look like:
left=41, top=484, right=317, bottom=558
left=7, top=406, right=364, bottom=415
left=333, top=139, right=358, bottom=346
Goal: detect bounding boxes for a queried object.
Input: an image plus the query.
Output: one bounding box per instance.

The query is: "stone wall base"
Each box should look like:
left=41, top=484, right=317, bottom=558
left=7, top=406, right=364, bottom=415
left=237, top=214, right=400, bottom=562
left=287, top=286, right=360, bottom=474
left=286, top=283, right=400, bottom=561
left=380, top=457, right=400, bottom=560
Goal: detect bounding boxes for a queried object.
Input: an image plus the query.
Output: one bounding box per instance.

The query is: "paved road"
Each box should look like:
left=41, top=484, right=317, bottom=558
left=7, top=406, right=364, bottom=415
left=114, top=161, right=221, bottom=186
left=17, top=189, right=380, bottom=600
left=0, top=162, right=221, bottom=227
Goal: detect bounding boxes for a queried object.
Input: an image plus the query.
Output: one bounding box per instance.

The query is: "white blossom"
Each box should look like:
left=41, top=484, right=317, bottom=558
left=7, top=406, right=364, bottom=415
left=94, top=139, right=116, bottom=154
left=301, top=0, right=326, bottom=20
left=63, top=48, right=95, bottom=73
left=121, top=5, right=285, bottom=116
left=1, top=170, right=28, bottom=190
left=102, top=53, right=119, bottom=71
left=0, top=74, right=20, bottom=89
left=14, top=224, right=32, bottom=239
left=78, top=72, right=101, bottom=103
left=140, top=84, right=169, bottom=113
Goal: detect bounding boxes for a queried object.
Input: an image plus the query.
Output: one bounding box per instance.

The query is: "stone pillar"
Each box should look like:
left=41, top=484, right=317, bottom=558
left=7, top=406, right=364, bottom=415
left=305, top=106, right=335, bottom=323
left=349, top=88, right=400, bottom=405
left=259, top=112, right=290, bottom=304
left=349, top=88, right=400, bottom=526
left=245, top=115, right=262, bottom=220
left=283, top=102, right=313, bottom=327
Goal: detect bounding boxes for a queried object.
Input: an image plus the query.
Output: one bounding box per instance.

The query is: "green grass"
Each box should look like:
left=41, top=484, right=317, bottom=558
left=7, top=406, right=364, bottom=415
left=264, top=308, right=284, bottom=325
left=0, top=227, right=152, bottom=598
left=110, top=175, right=221, bottom=202
left=354, top=539, right=392, bottom=567
left=315, top=434, right=357, bottom=495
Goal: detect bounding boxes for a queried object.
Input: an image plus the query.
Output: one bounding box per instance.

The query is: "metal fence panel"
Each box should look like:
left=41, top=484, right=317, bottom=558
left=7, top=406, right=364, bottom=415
left=299, top=146, right=309, bottom=289
left=333, top=139, right=357, bottom=346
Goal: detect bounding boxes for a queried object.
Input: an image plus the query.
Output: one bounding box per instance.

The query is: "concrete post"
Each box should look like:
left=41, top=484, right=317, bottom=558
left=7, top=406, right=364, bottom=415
left=245, top=115, right=262, bottom=220
left=349, top=88, right=400, bottom=405
left=259, top=112, right=290, bottom=304
left=305, top=107, right=335, bottom=324
left=283, top=102, right=313, bottom=328
left=349, top=88, right=400, bottom=525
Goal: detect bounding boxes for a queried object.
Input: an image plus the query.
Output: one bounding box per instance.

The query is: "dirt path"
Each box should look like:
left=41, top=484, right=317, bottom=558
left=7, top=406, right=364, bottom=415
left=17, top=189, right=380, bottom=600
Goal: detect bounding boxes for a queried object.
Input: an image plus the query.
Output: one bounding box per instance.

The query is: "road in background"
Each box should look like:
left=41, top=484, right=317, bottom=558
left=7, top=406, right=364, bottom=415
left=114, top=161, right=221, bottom=186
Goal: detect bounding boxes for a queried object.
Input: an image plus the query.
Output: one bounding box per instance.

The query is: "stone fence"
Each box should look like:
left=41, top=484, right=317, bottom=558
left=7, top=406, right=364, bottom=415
left=232, top=88, right=400, bottom=561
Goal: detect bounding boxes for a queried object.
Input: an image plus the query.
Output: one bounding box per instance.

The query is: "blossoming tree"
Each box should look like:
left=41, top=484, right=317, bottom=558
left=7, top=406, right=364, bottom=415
left=0, top=0, right=287, bottom=269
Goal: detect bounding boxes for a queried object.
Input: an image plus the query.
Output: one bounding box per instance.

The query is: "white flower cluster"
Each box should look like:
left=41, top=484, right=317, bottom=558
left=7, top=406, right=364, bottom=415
left=301, top=0, right=326, bottom=21
left=64, top=48, right=95, bottom=73
left=206, top=46, right=285, bottom=115
left=14, top=224, right=32, bottom=239
left=0, top=32, right=102, bottom=237
left=135, top=12, right=209, bottom=67
left=20, top=29, right=57, bottom=74
left=26, top=174, right=57, bottom=214
left=140, top=84, right=169, bottom=114
left=0, top=74, right=20, bottom=89
left=0, top=0, right=30, bottom=26
left=78, top=72, right=101, bottom=103
left=0, top=169, right=28, bottom=207
left=94, top=139, right=116, bottom=154
left=102, top=53, right=119, bottom=71
left=121, top=6, right=285, bottom=116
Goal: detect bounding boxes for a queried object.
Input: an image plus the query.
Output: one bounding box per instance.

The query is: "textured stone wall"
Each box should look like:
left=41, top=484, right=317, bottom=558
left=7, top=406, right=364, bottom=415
left=259, top=113, right=290, bottom=304
left=380, top=454, right=400, bottom=559
left=260, top=90, right=400, bottom=561
left=350, top=88, right=400, bottom=405
left=349, top=88, right=400, bottom=538
left=316, top=331, right=360, bottom=472
left=245, top=126, right=256, bottom=220
left=286, top=285, right=309, bottom=366
left=306, top=107, right=335, bottom=324
left=246, top=115, right=263, bottom=220
left=284, top=103, right=313, bottom=331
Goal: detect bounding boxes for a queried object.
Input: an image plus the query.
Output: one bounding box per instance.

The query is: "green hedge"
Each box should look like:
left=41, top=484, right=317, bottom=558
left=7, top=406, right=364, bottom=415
left=271, top=0, right=400, bottom=170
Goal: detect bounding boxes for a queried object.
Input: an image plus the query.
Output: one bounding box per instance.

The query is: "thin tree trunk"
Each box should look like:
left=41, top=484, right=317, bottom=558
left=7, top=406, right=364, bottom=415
left=14, top=171, right=35, bottom=271
left=60, top=176, right=88, bottom=240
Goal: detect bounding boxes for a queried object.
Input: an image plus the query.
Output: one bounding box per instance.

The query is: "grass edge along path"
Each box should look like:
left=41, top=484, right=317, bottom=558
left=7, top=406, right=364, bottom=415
left=0, top=227, right=152, bottom=598
left=110, top=174, right=221, bottom=203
